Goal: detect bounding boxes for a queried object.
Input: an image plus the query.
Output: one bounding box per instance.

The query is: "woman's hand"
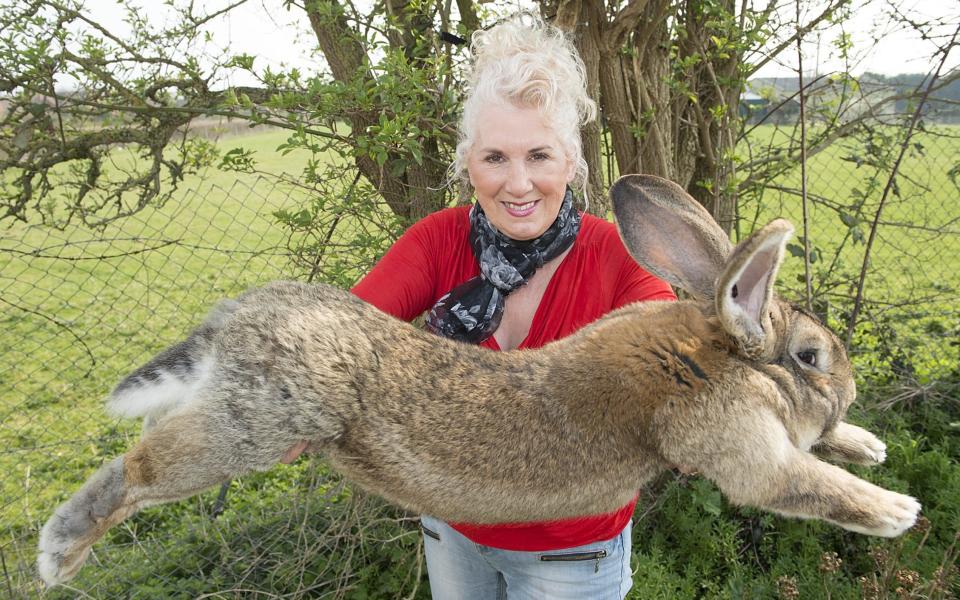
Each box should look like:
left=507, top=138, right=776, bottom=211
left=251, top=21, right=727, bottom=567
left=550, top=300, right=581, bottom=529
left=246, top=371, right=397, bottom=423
left=281, top=440, right=310, bottom=464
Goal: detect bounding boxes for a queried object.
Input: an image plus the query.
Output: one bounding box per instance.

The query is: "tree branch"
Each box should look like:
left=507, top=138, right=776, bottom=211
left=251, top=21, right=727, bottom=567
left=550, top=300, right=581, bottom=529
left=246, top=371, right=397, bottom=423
left=746, top=0, right=853, bottom=78
left=843, top=23, right=960, bottom=348
left=607, top=0, right=650, bottom=51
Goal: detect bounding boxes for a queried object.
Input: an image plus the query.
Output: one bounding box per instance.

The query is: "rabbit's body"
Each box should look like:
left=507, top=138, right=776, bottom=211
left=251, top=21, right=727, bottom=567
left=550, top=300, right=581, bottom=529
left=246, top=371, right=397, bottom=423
left=38, top=176, right=920, bottom=587
left=114, top=281, right=681, bottom=524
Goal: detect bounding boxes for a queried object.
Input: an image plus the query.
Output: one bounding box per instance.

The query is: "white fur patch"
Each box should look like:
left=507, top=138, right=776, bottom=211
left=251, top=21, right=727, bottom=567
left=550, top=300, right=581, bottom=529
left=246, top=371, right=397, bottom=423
left=36, top=550, right=62, bottom=587
left=106, top=354, right=215, bottom=419
left=37, top=507, right=71, bottom=586
left=797, top=424, right=823, bottom=452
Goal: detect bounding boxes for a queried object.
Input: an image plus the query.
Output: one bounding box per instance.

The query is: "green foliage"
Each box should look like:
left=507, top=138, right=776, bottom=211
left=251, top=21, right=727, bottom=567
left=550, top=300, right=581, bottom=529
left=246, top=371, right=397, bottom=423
left=626, top=375, right=960, bottom=599
left=272, top=170, right=407, bottom=287
left=0, top=0, right=464, bottom=235
left=738, top=124, right=960, bottom=385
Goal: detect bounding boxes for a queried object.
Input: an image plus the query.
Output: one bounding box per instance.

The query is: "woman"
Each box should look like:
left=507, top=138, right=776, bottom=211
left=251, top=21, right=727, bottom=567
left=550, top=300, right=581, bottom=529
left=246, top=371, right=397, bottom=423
left=351, top=17, right=675, bottom=600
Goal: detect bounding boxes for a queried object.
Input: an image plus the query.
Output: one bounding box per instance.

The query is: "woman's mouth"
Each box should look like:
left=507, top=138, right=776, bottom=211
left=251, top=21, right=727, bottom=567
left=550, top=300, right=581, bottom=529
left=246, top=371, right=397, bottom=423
left=503, top=200, right=539, bottom=218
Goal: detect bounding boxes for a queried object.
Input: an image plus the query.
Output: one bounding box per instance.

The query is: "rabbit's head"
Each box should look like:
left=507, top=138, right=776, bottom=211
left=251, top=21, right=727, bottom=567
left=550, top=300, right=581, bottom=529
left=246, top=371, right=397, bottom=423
left=611, top=175, right=856, bottom=447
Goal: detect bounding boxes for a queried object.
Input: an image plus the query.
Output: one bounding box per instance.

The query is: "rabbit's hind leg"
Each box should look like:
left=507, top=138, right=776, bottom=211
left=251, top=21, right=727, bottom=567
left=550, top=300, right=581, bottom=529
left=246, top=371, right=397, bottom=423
left=37, top=405, right=277, bottom=587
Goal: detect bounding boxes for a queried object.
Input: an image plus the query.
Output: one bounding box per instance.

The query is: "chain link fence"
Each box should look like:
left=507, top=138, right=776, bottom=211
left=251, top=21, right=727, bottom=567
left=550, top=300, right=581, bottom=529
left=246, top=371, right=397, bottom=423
left=2, top=123, right=959, bottom=597
left=740, top=123, right=960, bottom=386
left=2, top=174, right=299, bottom=597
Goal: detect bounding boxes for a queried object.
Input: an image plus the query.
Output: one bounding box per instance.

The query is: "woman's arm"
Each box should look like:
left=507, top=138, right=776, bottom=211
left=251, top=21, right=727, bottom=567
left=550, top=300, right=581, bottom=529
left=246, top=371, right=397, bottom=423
left=351, top=210, right=457, bottom=321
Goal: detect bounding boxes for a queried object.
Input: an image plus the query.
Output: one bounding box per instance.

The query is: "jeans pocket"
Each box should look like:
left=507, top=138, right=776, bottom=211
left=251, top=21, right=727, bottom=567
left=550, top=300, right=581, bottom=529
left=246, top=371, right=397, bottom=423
left=539, top=549, right=609, bottom=573
left=420, top=522, right=441, bottom=541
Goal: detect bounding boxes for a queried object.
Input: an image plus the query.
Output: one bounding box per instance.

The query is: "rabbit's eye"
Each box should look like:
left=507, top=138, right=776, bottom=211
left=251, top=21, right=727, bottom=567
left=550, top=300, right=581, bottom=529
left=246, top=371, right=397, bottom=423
left=797, top=350, right=817, bottom=366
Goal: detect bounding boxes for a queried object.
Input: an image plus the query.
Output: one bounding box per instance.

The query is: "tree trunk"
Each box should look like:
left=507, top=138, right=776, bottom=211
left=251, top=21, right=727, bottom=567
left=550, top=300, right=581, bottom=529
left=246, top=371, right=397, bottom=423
left=677, top=0, right=740, bottom=233
left=548, top=0, right=742, bottom=234
left=568, top=2, right=609, bottom=215
left=307, top=0, right=449, bottom=221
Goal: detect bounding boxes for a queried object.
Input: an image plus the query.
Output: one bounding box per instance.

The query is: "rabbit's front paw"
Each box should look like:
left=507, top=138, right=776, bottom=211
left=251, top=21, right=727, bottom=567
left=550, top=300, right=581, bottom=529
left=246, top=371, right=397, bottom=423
left=854, top=430, right=886, bottom=465
left=873, top=490, right=921, bottom=537
left=818, top=422, right=887, bottom=465
left=845, top=488, right=921, bottom=538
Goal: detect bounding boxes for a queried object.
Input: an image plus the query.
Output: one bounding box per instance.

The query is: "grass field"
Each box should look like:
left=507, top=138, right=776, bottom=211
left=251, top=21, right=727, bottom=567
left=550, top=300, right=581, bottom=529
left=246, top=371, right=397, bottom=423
left=1, top=125, right=958, bottom=598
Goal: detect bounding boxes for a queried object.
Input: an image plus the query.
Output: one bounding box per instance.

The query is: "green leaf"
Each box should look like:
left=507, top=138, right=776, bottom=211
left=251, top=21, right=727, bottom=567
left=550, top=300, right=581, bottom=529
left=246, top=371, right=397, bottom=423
left=786, top=243, right=805, bottom=258
left=839, top=212, right=859, bottom=228
left=218, top=147, right=256, bottom=172
left=409, top=145, right=423, bottom=166
left=222, top=89, right=239, bottom=107
left=691, top=479, right=723, bottom=516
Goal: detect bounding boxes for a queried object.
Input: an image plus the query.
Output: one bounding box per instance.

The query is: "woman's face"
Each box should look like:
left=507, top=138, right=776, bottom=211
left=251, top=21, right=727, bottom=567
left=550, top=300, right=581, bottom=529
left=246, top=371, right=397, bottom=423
left=466, top=102, right=575, bottom=241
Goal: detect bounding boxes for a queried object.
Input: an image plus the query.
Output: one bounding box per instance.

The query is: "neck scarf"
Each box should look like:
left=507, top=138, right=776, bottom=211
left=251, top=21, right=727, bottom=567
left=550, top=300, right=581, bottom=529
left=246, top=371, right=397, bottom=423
left=425, top=188, right=581, bottom=343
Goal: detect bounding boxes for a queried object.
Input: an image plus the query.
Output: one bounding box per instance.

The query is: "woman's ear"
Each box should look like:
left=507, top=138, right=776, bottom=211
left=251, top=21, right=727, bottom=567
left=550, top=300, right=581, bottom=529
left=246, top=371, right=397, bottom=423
left=565, top=158, right=576, bottom=183
left=465, top=152, right=477, bottom=189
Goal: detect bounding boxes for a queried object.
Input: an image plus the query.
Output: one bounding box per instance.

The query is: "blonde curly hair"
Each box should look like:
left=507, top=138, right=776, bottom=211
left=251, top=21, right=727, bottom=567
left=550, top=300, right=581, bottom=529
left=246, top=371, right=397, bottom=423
left=450, top=15, right=597, bottom=204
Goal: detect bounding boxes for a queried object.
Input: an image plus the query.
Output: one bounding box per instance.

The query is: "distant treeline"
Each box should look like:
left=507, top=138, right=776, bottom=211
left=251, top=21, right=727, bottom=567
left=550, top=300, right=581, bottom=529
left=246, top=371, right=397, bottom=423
left=747, top=72, right=960, bottom=123
left=861, top=72, right=960, bottom=114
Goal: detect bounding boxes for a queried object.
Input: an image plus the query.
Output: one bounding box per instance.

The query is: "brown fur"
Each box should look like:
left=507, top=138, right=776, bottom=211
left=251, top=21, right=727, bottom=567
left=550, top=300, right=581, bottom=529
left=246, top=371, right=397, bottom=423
left=37, top=175, right=920, bottom=587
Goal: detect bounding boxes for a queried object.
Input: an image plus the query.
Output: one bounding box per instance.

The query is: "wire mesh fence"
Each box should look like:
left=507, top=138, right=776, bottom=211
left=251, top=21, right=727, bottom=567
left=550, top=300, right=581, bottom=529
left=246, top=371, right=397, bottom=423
left=2, top=174, right=300, bottom=597
left=1, top=124, right=959, bottom=597
left=740, top=123, right=960, bottom=385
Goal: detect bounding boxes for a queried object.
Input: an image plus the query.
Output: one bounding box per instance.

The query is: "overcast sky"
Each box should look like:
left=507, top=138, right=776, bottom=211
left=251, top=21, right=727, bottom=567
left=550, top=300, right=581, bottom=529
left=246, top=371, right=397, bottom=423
left=80, top=0, right=958, bottom=86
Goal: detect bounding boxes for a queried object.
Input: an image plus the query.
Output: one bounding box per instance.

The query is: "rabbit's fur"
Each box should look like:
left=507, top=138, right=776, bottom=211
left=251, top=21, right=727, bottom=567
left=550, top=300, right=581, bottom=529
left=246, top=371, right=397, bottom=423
left=37, top=175, right=920, bottom=587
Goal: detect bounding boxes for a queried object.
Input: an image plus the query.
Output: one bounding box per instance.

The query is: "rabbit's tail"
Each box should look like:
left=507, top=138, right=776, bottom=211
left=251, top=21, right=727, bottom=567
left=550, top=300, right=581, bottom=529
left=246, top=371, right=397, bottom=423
left=106, top=299, right=240, bottom=420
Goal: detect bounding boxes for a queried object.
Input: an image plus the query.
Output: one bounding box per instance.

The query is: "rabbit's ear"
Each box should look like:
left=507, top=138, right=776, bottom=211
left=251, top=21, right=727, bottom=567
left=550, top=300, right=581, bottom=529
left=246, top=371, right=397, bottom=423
left=610, top=174, right=733, bottom=300
left=715, top=219, right=793, bottom=353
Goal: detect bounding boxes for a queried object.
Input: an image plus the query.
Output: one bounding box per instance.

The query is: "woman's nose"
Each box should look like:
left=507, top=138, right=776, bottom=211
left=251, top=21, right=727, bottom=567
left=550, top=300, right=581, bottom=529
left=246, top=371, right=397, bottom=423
left=504, top=161, right=534, bottom=196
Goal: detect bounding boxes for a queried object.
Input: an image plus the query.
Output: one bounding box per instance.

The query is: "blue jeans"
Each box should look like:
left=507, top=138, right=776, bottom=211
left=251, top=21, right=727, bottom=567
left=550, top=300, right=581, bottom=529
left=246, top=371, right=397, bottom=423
left=420, top=515, right=633, bottom=600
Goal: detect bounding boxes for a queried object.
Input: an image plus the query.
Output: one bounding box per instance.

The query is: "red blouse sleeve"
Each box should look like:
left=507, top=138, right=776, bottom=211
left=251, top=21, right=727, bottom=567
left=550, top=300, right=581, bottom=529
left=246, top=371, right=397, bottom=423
left=351, top=212, right=448, bottom=321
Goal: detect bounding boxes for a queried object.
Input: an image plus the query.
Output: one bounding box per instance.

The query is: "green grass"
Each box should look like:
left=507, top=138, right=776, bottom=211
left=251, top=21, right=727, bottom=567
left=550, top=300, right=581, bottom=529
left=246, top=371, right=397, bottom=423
left=1, top=125, right=958, bottom=598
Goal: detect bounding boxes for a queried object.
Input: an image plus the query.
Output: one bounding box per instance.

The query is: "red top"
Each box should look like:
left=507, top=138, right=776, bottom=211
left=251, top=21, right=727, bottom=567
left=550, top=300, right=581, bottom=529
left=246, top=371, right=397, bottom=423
left=352, top=205, right=675, bottom=551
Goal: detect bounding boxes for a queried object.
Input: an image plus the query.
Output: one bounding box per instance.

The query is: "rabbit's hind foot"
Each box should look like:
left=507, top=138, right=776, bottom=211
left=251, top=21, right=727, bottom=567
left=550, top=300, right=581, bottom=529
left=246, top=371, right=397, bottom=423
left=37, top=457, right=133, bottom=586
left=37, top=408, right=242, bottom=586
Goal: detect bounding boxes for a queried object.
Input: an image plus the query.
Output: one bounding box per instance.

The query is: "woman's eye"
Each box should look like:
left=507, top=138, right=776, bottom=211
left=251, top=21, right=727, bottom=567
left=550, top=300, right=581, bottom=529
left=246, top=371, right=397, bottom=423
left=797, top=350, right=817, bottom=366
left=530, top=152, right=550, bottom=161
left=484, top=153, right=504, bottom=164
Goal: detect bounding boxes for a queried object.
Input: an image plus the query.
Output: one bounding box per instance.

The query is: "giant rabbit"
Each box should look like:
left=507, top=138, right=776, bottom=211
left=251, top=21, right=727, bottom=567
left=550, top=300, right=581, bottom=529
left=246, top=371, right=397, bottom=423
left=38, top=175, right=920, bottom=586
